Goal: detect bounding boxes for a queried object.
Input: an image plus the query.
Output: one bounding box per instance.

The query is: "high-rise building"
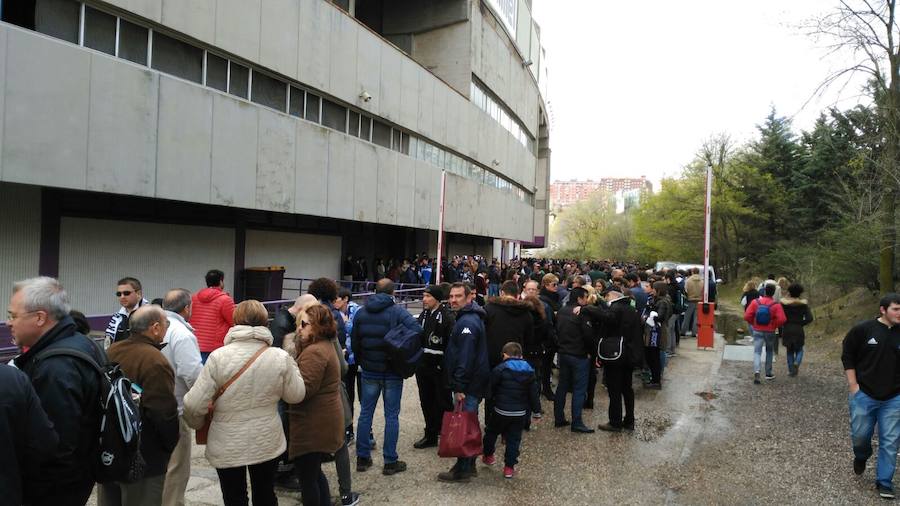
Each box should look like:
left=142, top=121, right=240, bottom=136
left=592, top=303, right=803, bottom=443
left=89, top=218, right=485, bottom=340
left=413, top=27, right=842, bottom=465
left=0, top=0, right=551, bottom=320
left=549, top=177, right=652, bottom=209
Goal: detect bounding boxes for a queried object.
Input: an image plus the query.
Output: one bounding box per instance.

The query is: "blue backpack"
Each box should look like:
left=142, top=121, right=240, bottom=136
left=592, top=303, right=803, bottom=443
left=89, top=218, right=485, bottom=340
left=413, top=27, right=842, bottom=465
left=755, top=302, right=773, bottom=325
left=384, top=318, right=424, bottom=378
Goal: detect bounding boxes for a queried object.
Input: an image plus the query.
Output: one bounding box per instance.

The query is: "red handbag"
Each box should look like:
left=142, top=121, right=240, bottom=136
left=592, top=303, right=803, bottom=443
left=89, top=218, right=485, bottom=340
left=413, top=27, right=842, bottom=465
left=196, top=346, right=268, bottom=445
left=438, top=400, right=483, bottom=458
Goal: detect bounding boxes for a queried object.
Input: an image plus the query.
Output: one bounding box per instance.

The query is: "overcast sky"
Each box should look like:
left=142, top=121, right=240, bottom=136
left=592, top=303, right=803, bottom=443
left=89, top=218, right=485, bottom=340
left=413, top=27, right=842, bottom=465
left=531, top=0, right=870, bottom=188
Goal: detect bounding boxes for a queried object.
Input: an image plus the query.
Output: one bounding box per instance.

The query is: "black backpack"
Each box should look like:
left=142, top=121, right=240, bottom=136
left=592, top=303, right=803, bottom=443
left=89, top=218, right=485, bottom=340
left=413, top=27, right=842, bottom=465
left=36, top=347, right=146, bottom=483
left=383, top=313, right=424, bottom=378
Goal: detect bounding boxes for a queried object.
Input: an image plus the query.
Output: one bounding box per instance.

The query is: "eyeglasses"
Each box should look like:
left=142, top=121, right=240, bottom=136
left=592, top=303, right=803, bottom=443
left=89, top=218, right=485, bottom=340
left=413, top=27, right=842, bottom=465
left=115, top=291, right=133, bottom=297
left=300, top=320, right=311, bottom=329
left=6, top=310, right=41, bottom=321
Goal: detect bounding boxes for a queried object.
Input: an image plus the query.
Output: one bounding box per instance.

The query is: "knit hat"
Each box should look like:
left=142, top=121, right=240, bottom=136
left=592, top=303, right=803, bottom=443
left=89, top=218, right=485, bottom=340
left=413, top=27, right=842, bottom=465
left=424, top=285, right=445, bottom=300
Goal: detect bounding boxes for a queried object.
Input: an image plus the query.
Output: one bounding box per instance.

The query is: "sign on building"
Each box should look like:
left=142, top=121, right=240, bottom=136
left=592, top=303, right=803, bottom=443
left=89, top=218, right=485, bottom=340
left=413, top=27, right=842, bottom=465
left=486, top=0, right=518, bottom=37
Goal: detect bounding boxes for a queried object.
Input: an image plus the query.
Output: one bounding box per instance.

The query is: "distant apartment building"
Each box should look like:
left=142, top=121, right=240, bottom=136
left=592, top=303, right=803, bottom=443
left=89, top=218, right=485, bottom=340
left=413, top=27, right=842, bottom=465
left=549, top=177, right=652, bottom=209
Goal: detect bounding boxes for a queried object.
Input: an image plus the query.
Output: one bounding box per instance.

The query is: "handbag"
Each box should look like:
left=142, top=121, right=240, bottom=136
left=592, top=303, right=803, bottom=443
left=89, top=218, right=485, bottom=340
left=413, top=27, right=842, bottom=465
left=196, top=345, right=268, bottom=445
left=437, top=400, right=483, bottom=458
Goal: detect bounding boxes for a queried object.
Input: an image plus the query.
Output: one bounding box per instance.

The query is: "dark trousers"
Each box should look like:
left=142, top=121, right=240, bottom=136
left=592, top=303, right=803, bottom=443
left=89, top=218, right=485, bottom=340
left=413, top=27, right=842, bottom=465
left=483, top=413, right=526, bottom=467
left=645, top=346, right=662, bottom=384
left=215, top=458, right=278, bottom=506
left=605, top=365, right=635, bottom=427
left=276, top=401, right=292, bottom=473
left=586, top=362, right=598, bottom=407
left=344, top=363, right=360, bottom=435
left=554, top=353, right=589, bottom=425
left=540, top=350, right=555, bottom=396
left=27, top=480, right=94, bottom=506
left=415, top=364, right=452, bottom=439
left=294, top=452, right=330, bottom=506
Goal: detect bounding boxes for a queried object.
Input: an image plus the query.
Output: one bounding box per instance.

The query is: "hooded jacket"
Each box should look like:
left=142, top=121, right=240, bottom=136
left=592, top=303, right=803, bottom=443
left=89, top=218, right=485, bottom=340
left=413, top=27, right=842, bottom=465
left=351, top=292, right=420, bottom=378
left=190, top=287, right=236, bottom=353
left=780, top=297, right=813, bottom=349
left=14, top=317, right=104, bottom=498
left=444, top=302, right=490, bottom=398
left=183, top=325, right=305, bottom=468
left=522, top=295, right=549, bottom=358
left=107, top=333, right=179, bottom=477
left=744, top=296, right=787, bottom=333
left=484, top=296, right=535, bottom=368
left=489, top=358, right=541, bottom=417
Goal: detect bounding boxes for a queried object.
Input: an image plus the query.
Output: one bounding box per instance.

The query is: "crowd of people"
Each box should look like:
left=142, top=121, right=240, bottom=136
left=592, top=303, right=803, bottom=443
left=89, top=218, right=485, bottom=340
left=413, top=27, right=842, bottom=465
left=6, top=257, right=897, bottom=503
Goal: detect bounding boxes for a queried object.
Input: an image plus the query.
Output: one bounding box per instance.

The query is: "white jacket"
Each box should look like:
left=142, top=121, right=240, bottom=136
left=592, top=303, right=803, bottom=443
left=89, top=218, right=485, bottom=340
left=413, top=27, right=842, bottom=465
left=183, top=325, right=305, bottom=468
left=161, top=311, right=203, bottom=415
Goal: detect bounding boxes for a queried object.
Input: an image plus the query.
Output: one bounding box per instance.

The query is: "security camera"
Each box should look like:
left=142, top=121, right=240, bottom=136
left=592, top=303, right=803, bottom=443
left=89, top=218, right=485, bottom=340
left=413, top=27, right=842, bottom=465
left=360, top=91, right=373, bottom=102
left=522, top=59, right=533, bottom=67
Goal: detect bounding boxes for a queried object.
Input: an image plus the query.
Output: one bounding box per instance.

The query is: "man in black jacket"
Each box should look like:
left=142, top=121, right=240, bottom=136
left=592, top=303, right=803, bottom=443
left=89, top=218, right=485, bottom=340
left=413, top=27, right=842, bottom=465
left=553, top=287, right=595, bottom=434
left=0, top=365, right=58, bottom=506
left=414, top=285, right=456, bottom=449
left=10, top=277, right=105, bottom=506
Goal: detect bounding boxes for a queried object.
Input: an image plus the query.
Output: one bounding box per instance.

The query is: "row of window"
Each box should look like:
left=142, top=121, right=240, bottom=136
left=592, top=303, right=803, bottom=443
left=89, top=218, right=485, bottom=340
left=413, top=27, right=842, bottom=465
left=470, top=79, right=536, bottom=154
left=3, top=0, right=534, bottom=205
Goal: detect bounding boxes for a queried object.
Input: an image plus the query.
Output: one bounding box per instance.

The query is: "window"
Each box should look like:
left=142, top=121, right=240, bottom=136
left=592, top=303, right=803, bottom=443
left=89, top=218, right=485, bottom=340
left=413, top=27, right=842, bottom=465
left=485, top=171, right=498, bottom=188
left=289, top=86, right=304, bottom=118
left=251, top=70, right=287, bottom=111
left=348, top=111, right=361, bottom=137
left=151, top=31, right=203, bottom=83
left=228, top=62, right=249, bottom=98
left=400, top=133, right=410, bottom=155
left=372, top=120, right=391, bottom=148
left=118, top=19, right=147, bottom=65
left=83, top=6, right=116, bottom=56
left=391, top=129, right=401, bottom=152
left=205, top=53, right=228, bottom=92
left=305, top=93, right=320, bottom=122
left=321, top=99, right=347, bottom=132
left=360, top=115, right=372, bottom=141
left=35, top=0, right=80, bottom=43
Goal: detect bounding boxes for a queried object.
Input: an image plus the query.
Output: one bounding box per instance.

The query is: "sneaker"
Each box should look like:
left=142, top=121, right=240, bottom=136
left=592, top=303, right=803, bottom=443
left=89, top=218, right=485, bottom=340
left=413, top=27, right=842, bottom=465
left=503, top=466, right=515, bottom=479
left=854, top=457, right=867, bottom=475
left=437, top=469, right=471, bottom=483
left=878, top=485, right=896, bottom=499
left=356, top=456, right=373, bottom=472
left=341, top=492, right=361, bottom=506
left=765, top=374, right=775, bottom=381
left=598, top=423, right=623, bottom=433
left=754, top=373, right=761, bottom=385
left=383, top=460, right=407, bottom=476
left=482, top=454, right=496, bottom=466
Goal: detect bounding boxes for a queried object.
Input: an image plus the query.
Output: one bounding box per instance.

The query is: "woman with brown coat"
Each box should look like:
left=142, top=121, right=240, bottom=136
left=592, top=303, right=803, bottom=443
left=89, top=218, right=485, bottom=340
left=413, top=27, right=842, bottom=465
left=290, top=304, right=344, bottom=506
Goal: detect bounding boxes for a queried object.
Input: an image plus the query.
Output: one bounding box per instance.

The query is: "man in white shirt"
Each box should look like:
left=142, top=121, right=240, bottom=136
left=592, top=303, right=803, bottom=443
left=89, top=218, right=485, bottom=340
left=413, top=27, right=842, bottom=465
left=160, top=288, right=203, bottom=506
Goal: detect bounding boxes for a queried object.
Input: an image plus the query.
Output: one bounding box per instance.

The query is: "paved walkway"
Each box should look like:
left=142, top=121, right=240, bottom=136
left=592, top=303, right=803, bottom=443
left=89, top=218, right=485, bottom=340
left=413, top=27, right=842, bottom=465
left=91, top=334, right=728, bottom=505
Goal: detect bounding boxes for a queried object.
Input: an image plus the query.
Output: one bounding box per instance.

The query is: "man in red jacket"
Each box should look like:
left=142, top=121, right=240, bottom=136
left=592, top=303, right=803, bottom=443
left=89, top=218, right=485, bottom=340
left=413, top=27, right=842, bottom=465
left=744, top=283, right=787, bottom=384
left=189, top=269, right=235, bottom=363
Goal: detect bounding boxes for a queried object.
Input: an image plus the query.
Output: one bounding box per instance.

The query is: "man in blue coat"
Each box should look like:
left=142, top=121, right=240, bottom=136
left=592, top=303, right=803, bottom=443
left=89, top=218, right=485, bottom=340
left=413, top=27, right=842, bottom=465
left=438, top=282, right=489, bottom=483
left=351, top=279, right=421, bottom=476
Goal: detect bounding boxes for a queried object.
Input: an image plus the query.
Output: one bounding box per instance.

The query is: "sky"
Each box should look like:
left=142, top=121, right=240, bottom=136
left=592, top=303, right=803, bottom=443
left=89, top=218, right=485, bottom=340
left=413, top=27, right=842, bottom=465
left=531, top=0, right=871, bottom=189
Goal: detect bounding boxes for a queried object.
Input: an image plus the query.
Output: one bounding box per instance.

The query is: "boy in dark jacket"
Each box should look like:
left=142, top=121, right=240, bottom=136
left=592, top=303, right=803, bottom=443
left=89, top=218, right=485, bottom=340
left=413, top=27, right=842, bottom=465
left=481, top=342, right=541, bottom=479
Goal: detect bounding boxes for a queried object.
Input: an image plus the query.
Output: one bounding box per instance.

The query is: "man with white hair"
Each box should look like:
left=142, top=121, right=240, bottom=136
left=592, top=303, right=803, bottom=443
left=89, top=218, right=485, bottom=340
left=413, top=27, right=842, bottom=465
left=9, top=277, right=105, bottom=506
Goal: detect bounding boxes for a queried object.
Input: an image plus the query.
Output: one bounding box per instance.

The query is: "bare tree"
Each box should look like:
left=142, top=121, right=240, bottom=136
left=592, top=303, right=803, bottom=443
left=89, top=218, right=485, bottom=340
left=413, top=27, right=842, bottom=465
left=808, top=0, right=898, bottom=293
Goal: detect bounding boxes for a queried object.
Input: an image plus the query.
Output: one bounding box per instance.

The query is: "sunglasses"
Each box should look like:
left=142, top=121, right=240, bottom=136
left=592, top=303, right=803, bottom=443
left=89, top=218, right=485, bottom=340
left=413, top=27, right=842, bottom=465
left=115, top=291, right=133, bottom=297
left=300, top=320, right=311, bottom=329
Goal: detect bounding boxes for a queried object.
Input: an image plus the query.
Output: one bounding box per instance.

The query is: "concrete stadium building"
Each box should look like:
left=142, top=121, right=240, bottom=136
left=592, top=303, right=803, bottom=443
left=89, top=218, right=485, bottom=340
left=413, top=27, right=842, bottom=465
left=0, top=0, right=551, bottom=314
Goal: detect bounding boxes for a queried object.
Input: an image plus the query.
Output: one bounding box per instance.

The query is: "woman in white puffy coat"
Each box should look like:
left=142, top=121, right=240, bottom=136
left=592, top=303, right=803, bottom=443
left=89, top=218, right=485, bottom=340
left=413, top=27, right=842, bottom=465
left=184, top=299, right=306, bottom=506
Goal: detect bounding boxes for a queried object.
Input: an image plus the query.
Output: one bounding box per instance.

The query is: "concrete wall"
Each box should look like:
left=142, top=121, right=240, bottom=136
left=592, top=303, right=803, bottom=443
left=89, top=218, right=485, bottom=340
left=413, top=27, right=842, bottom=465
left=244, top=230, right=341, bottom=293
left=0, top=184, right=41, bottom=313
left=58, top=217, right=235, bottom=315
left=0, top=24, right=534, bottom=241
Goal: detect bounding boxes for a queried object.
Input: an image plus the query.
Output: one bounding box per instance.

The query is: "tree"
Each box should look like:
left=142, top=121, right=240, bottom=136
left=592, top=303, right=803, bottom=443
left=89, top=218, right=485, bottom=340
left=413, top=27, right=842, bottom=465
left=810, top=0, right=899, bottom=293
left=548, top=192, right=615, bottom=259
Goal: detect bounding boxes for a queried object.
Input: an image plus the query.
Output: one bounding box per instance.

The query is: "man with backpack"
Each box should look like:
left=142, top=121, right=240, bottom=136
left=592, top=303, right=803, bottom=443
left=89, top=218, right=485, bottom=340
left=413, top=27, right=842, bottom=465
left=101, top=305, right=179, bottom=505
left=9, top=277, right=106, bottom=506
left=744, top=283, right=787, bottom=384
left=351, top=279, right=421, bottom=476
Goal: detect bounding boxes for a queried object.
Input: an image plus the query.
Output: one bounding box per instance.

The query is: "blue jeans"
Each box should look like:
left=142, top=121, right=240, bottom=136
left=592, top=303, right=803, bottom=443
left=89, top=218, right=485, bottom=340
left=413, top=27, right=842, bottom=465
left=786, top=347, right=804, bottom=368
left=752, top=330, right=776, bottom=375
left=200, top=351, right=211, bottom=364
left=488, top=283, right=500, bottom=297
left=356, top=376, right=403, bottom=463
left=454, top=395, right=481, bottom=473
left=554, top=353, right=589, bottom=426
left=849, top=390, right=900, bottom=489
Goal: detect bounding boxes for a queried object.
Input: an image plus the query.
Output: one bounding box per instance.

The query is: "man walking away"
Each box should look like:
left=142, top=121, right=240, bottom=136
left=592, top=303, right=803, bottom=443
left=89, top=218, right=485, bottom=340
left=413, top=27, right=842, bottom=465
left=351, top=279, right=421, bottom=476
left=190, top=269, right=235, bottom=363
left=414, top=285, right=456, bottom=449
left=160, top=289, right=203, bottom=506
left=744, top=283, right=787, bottom=384
left=101, top=306, right=179, bottom=506
left=10, top=277, right=105, bottom=506
left=842, top=293, right=900, bottom=500
left=106, top=277, right=149, bottom=347
left=681, top=268, right=703, bottom=337
left=553, top=287, right=595, bottom=434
